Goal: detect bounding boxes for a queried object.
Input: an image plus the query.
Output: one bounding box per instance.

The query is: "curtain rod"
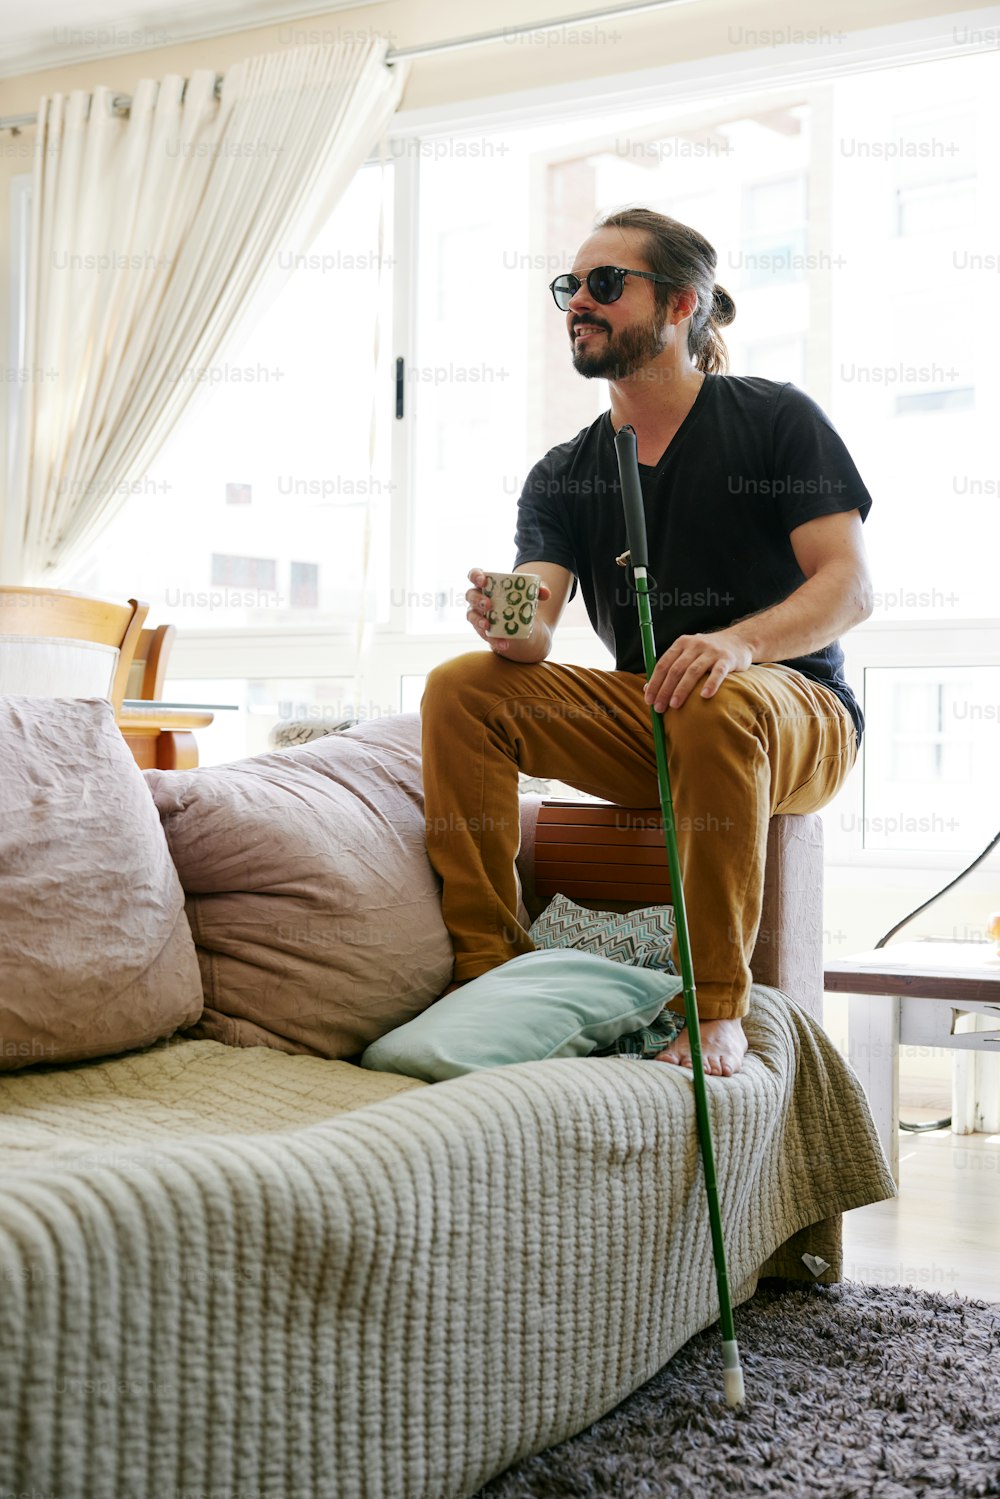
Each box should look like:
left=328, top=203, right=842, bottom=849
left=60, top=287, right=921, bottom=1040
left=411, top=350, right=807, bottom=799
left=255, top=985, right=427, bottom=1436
left=0, top=0, right=696, bottom=132
left=385, top=0, right=698, bottom=61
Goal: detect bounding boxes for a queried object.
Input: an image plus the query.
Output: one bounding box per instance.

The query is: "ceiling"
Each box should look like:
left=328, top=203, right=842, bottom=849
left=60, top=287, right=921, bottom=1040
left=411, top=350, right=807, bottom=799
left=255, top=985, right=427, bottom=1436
left=0, top=0, right=367, bottom=79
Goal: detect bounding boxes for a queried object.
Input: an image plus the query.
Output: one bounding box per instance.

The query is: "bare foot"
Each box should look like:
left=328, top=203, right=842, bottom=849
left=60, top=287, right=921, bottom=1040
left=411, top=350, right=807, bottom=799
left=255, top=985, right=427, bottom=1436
left=655, top=1017, right=748, bottom=1077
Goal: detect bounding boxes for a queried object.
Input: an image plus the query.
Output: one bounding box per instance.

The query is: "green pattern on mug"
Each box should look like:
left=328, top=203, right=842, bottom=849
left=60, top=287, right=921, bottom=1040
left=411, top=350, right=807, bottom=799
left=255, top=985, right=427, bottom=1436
left=484, top=572, right=542, bottom=639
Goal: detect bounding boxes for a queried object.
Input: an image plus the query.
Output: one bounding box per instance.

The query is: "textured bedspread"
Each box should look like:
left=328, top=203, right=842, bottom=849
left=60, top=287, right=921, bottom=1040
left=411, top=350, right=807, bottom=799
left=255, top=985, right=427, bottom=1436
left=0, top=1033, right=424, bottom=1167
left=0, top=986, right=894, bottom=1499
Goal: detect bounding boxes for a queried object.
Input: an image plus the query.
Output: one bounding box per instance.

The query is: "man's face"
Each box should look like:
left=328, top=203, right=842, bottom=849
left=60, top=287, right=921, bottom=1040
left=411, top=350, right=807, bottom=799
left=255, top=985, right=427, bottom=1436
left=565, top=229, right=670, bottom=380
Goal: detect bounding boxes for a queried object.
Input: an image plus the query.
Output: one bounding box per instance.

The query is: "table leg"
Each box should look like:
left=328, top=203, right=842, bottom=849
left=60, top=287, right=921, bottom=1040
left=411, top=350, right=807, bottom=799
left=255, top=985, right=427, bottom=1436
left=848, top=991, right=900, bottom=1181
left=952, top=1012, right=1000, bottom=1135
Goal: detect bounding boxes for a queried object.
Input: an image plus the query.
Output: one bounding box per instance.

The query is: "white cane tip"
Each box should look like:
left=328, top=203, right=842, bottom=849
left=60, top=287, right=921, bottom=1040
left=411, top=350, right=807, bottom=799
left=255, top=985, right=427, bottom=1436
left=723, top=1367, right=745, bottom=1408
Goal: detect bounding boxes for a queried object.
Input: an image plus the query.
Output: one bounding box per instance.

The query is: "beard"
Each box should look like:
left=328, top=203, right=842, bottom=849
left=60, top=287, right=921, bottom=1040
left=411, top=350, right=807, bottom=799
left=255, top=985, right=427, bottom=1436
left=571, top=311, right=667, bottom=380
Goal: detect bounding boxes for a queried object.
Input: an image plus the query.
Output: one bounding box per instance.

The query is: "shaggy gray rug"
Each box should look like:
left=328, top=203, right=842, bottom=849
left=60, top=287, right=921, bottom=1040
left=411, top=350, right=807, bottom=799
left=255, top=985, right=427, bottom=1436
left=476, top=1280, right=1000, bottom=1498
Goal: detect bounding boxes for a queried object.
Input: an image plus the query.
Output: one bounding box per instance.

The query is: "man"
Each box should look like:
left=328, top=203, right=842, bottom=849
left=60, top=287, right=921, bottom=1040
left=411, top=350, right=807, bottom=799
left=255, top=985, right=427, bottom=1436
left=420, top=208, right=873, bottom=1077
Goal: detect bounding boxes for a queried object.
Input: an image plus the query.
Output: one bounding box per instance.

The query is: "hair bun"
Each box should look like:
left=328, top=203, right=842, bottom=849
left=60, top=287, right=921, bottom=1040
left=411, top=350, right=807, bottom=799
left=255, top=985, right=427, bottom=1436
left=711, top=284, right=736, bottom=326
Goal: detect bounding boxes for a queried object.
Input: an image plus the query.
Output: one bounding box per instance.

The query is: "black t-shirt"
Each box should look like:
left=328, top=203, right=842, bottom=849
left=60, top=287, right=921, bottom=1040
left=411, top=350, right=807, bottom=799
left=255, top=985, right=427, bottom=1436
left=513, top=374, right=872, bottom=743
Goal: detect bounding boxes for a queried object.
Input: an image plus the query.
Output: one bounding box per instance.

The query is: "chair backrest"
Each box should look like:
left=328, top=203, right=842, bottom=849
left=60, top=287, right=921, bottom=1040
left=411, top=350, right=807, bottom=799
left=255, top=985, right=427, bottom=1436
left=0, top=588, right=149, bottom=716
left=124, top=624, right=176, bottom=702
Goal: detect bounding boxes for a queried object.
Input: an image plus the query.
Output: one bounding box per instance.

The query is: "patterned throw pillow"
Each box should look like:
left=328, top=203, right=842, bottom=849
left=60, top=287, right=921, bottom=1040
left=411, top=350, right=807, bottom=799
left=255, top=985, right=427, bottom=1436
left=591, top=1006, right=686, bottom=1059
left=528, top=893, right=677, bottom=972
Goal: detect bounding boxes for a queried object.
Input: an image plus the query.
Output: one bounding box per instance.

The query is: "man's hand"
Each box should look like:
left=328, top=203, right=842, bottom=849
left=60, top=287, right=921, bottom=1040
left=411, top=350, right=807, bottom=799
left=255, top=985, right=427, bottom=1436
left=643, top=627, right=752, bottom=711
left=466, top=567, right=552, bottom=654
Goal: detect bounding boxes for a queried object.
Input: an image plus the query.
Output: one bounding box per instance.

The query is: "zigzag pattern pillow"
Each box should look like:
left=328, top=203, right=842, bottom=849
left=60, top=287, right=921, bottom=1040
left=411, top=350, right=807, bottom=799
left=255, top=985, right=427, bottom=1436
left=529, top=893, right=676, bottom=972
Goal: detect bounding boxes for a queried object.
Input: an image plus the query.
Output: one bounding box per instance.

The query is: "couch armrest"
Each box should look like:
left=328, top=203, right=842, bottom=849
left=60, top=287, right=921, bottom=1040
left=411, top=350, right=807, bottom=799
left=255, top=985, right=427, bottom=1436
left=753, top=813, right=824, bottom=1023
left=516, top=803, right=825, bottom=1025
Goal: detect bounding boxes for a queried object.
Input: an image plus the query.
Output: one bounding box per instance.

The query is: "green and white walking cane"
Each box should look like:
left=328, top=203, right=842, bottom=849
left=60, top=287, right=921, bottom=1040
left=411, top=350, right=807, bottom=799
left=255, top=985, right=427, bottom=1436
left=613, top=422, right=746, bottom=1410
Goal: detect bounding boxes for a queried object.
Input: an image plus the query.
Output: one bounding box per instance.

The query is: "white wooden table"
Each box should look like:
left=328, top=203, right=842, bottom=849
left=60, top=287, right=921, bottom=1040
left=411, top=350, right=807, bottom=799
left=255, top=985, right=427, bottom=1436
left=825, top=940, right=1000, bottom=1181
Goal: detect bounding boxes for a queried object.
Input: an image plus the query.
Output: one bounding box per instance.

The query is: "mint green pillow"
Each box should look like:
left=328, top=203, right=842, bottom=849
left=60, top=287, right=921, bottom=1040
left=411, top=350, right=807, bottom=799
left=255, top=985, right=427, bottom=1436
left=360, top=948, right=682, bottom=1082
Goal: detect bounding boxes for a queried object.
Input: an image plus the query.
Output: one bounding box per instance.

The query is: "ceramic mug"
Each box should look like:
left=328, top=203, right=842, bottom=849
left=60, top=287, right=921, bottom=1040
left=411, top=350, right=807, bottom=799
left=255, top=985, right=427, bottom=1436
left=482, top=572, right=542, bottom=639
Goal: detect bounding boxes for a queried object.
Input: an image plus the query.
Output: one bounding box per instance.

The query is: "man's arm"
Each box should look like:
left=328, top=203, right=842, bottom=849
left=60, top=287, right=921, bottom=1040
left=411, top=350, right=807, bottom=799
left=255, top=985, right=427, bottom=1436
left=466, top=562, right=574, bottom=663
left=644, top=510, right=873, bottom=712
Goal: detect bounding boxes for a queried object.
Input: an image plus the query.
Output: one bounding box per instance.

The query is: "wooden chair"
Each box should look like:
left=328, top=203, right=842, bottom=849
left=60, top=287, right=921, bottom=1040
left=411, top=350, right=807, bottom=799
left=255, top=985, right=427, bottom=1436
left=113, top=620, right=212, bottom=771
left=0, top=587, right=148, bottom=716
left=124, top=624, right=177, bottom=702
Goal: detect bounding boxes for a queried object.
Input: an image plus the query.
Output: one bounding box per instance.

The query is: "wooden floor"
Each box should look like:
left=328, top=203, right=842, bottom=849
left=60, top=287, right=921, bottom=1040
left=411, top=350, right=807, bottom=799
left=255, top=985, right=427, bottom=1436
left=842, top=1113, right=1000, bottom=1303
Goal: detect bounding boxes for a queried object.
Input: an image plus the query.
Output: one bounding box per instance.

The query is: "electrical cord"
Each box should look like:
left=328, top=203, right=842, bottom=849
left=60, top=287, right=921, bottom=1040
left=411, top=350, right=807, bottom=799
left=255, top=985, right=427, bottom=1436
left=874, top=826, right=1000, bottom=1133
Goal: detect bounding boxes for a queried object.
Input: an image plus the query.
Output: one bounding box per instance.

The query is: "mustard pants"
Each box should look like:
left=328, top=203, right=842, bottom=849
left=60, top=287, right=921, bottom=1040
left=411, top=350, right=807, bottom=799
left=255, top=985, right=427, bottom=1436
left=420, top=653, right=858, bottom=1019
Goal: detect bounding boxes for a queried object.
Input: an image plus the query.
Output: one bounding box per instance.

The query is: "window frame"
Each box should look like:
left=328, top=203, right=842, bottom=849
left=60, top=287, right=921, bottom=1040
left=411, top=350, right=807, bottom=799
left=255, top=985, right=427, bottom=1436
left=829, top=618, right=1000, bottom=878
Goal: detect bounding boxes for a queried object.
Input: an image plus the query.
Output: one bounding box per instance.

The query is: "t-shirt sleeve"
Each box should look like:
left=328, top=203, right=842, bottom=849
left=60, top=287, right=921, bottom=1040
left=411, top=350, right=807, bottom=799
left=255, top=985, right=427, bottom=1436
left=512, top=453, right=579, bottom=597
left=770, top=382, right=873, bottom=533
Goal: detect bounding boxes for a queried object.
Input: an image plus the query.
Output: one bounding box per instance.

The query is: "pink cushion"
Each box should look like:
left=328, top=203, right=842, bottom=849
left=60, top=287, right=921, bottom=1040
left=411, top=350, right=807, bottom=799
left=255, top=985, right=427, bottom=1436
left=0, top=696, right=203, bottom=1070
left=144, top=714, right=454, bottom=1058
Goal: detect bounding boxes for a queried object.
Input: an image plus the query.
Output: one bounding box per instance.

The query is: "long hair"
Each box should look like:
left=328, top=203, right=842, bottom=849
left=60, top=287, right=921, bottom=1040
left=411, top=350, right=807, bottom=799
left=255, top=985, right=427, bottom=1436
left=595, top=207, right=735, bottom=374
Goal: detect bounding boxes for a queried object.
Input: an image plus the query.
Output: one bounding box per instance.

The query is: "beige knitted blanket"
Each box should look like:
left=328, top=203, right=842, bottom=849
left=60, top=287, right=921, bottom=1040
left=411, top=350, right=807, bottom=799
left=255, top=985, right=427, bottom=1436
left=0, top=986, right=894, bottom=1499
left=0, top=1033, right=423, bottom=1168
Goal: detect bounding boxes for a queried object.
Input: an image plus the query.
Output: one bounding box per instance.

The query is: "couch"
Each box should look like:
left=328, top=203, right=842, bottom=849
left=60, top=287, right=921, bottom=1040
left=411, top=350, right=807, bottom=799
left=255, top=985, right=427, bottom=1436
left=0, top=705, right=895, bottom=1499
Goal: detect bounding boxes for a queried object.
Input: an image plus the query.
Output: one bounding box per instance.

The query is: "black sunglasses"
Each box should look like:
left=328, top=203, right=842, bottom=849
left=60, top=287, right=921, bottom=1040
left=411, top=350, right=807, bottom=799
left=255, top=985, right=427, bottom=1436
left=548, top=265, right=672, bottom=311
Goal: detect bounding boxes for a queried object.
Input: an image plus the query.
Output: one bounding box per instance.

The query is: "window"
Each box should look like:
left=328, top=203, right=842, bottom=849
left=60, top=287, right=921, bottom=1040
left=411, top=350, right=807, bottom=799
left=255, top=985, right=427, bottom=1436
left=29, top=34, right=997, bottom=826
left=740, top=173, right=808, bottom=287
left=894, top=388, right=975, bottom=416
left=891, top=106, right=976, bottom=236
left=744, top=336, right=806, bottom=387
left=896, top=177, right=976, bottom=236
left=290, top=561, right=319, bottom=610
left=861, top=666, right=1000, bottom=853
left=210, top=554, right=278, bottom=591
left=61, top=162, right=394, bottom=632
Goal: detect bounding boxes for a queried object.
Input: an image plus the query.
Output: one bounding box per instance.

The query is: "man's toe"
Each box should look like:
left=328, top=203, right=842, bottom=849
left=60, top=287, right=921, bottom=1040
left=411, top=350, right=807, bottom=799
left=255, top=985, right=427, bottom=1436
left=655, top=1046, right=685, bottom=1067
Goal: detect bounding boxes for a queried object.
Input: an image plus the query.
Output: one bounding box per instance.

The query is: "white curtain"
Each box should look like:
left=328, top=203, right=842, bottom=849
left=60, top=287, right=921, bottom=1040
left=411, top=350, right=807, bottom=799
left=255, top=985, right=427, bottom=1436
left=4, top=39, right=406, bottom=583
